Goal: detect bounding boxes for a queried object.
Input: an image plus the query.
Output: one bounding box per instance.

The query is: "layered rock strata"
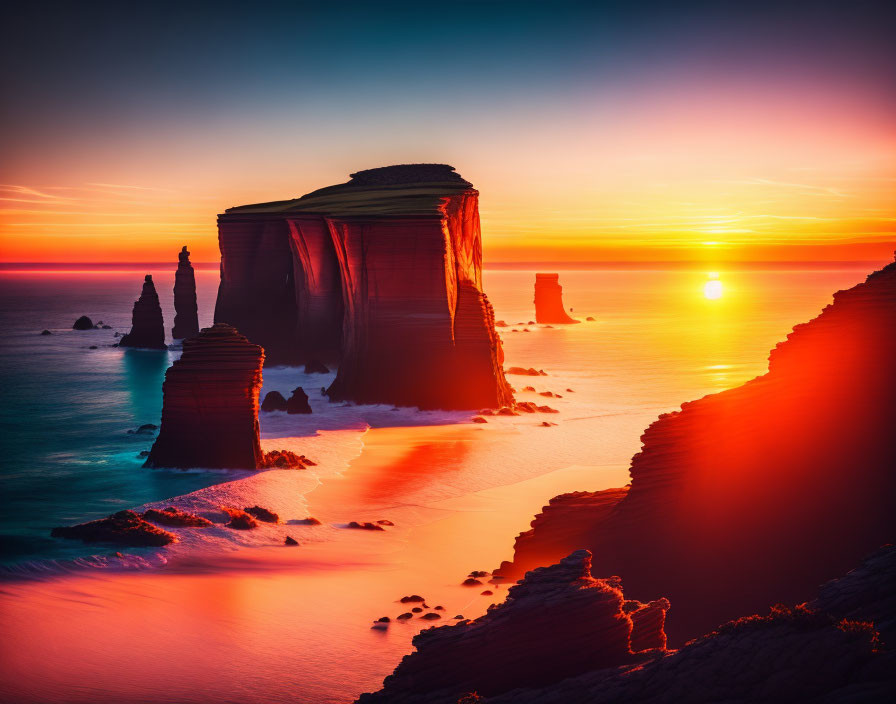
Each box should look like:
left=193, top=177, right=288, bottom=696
left=478, top=546, right=896, bottom=704
left=534, top=273, right=578, bottom=324
left=215, top=164, right=513, bottom=410
left=119, top=275, right=166, bottom=349
left=357, top=550, right=668, bottom=703
left=501, top=256, right=896, bottom=644
left=172, top=246, right=199, bottom=339
left=144, top=323, right=264, bottom=469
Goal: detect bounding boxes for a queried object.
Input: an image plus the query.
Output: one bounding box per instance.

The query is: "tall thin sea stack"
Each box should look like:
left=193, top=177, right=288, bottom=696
left=172, top=245, right=199, bottom=339
left=119, top=275, right=167, bottom=349
left=144, top=323, right=265, bottom=469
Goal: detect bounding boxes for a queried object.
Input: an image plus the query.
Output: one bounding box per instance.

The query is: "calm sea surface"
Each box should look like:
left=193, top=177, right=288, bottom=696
left=0, top=264, right=875, bottom=566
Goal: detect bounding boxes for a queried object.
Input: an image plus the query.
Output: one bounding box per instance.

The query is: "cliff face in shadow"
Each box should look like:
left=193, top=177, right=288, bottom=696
left=481, top=545, right=896, bottom=704
left=145, top=323, right=264, bottom=469
left=215, top=164, right=513, bottom=410
left=214, top=215, right=300, bottom=364
left=501, top=256, right=896, bottom=644
left=358, top=550, right=670, bottom=704
left=534, top=273, right=578, bottom=324
left=361, top=546, right=895, bottom=704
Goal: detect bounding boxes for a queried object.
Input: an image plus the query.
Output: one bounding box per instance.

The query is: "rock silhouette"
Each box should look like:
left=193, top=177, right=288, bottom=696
left=501, top=256, right=896, bottom=645
left=357, top=550, right=669, bottom=703
left=534, top=274, right=578, bottom=324
left=286, top=386, right=312, bottom=414
left=72, top=316, right=93, bottom=330
left=172, top=246, right=199, bottom=340
left=260, top=390, right=288, bottom=412
left=144, top=323, right=265, bottom=469
left=215, top=164, right=513, bottom=410
left=119, top=275, right=166, bottom=349
left=473, top=546, right=896, bottom=704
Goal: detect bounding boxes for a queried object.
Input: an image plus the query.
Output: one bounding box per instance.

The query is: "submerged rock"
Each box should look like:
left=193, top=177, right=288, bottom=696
left=51, top=510, right=176, bottom=547
left=304, top=359, right=330, bottom=374
left=348, top=521, right=385, bottom=531
left=172, top=246, right=200, bottom=340
left=505, top=367, right=547, bottom=376
left=119, top=275, right=166, bottom=349
left=284, top=535, right=299, bottom=546
left=40, top=329, right=52, bottom=335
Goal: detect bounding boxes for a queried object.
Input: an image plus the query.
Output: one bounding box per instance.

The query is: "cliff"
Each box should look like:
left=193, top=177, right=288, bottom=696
left=534, top=273, right=578, bottom=324
left=119, top=275, right=166, bottom=349
left=357, top=550, right=669, bottom=704
left=144, top=323, right=265, bottom=469
left=215, top=164, right=513, bottom=409
left=478, top=545, right=896, bottom=704
left=501, top=256, right=896, bottom=644
left=172, top=246, right=199, bottom=339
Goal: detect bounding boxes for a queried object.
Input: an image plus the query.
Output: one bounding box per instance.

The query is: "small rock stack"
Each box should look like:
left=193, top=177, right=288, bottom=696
left=119, top=275, right=167, bottom=349
left=145, top=323, right=265, bottom=469
left=534, top=273, right=578, bottom=324
left=172, top=246, right=200, bottom=340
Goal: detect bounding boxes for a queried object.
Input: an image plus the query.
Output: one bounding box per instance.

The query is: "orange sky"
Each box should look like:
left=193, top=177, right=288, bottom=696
left=2, top=21, right=894, bottom=264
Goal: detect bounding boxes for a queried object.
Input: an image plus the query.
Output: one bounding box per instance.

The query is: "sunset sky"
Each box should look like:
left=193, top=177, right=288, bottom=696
left=1, top=1, right=894, bottom=263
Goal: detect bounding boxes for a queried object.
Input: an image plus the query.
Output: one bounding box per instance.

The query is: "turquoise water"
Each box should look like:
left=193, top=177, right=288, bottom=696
left=0, top=270, right=221, bottom=565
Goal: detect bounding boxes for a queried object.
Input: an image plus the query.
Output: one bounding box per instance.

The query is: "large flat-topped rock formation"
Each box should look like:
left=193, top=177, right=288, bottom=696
left=500, top=256, right=896, bottom=644
left=145, top=323, right=265, bottom=469
left=215, top=164, right=513, bottom=410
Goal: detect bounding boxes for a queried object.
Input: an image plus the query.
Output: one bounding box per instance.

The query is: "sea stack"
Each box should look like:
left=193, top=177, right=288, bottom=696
left=119, top=275, right=167, bottom=349
left=144, top=323, right=264, bottom=469
left=216, top=164, right=514, bottom=410
left=501, top=256, right=896, bottom=644
left=172, top=246, right=199, bottom=340
left=534, top=273, right=578, bottom=324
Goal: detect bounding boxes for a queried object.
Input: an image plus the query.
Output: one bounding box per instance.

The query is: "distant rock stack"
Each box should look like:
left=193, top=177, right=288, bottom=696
left=534, top=273, right=578, bottom=324
left=119, top=275, right=167, bottom=349
left=357, top=550, right=669, bottom=703
left=144, top=323, right=265, bottom=469
left=172, top=246, right=199, bottom=340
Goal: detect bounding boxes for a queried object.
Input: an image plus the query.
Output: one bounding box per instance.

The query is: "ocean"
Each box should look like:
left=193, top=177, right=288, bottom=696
left=0, top=261, right=881, bottom=702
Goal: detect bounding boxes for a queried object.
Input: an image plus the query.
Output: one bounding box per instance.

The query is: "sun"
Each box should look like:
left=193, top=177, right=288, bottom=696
left=704, top=279, right=723, bottom=300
